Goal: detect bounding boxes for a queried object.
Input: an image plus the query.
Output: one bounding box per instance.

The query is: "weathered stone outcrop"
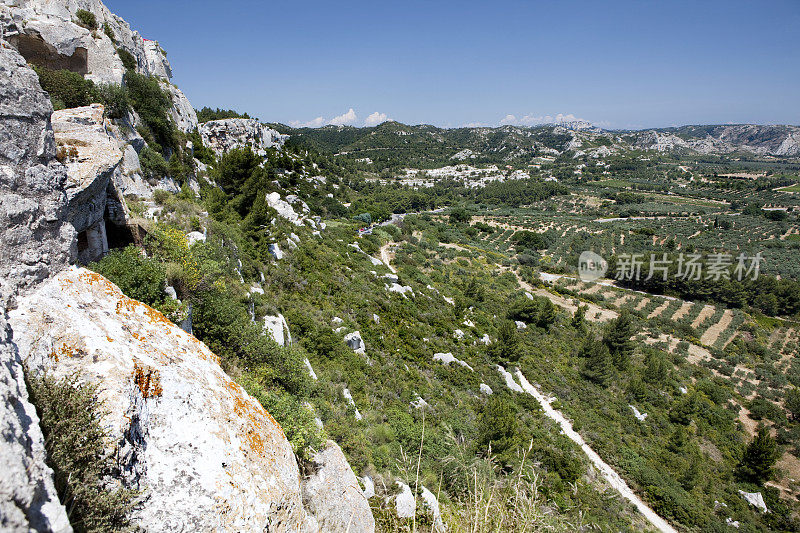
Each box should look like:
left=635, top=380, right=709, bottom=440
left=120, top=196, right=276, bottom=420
left=9, top=268, right=321, bottom=532
left=629, top=124, right=800, bottom=157
left=0, top=42, right=72, bottom=533
left=0, top=42, right=75, bottom=303
left=51, top=104, right=126, bottom=263
left=302, top=441, right=375, bottom=533
left=1, top=0, right=199, bottom=132
left=199, top=118, right=288, bottom=156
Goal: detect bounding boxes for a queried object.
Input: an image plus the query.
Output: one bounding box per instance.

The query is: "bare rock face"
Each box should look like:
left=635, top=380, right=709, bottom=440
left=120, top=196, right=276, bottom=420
left=51, top=104, right=125, bottom=263
left=0, top=42, right=74, bottom=305
left=199, top=118, right=288, bottom=156
left=0, top=43, right=73, bottom=533
left=1, top=0, right=198, bottom=132
left=302, top=441, right=375, bottom=533
left=9, top=268, right=320, bottom=532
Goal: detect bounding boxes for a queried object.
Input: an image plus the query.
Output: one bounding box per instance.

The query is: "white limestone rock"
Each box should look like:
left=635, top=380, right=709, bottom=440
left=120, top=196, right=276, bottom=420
left=162, top=82, right=198, bottom=133
left=264, top=313, right=292, bottom=346
left=394, top=482, right=416, bottom=519
left=344, top=331, right=366, bottom=354
left=739, top=490, right=768, bottom=513
left=266, top=192, right=309, bottom=226
left=302, top=441, right=375, bottom=533
left=0, top=314, right=71, bottom=533
left=342, top=388, right=362, bottom=420
left=199, top=119, right=287, bottom=157
left=480, top=383, right=493, bottom=395
left=9, top=268, right=321, bottom=532
left=0, top=43, right=75, bottom=306
left=433, top=352, right=473, bottom=371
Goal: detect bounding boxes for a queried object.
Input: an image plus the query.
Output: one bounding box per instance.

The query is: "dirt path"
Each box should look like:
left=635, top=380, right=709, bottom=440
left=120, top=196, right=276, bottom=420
left=498, top=367, right=677, bottom=533
left=700, top=309, right=733, bottom=346
left=380, top=243, right=397, bottom=274
left=506, top=268, right=617, bottom=323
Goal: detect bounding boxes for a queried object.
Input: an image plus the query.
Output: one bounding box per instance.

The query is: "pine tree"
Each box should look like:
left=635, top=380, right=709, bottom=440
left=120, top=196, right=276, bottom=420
left=572, top=305, right=586, bottom=332
left=536, top=299, right=558, bottom=329
left=582, top=338, right=613, bottom=386
left=604, top=311, right=635, bottom=370
left=786, top=388, right=800, bottom=422
left=738, top=424, right=780, bottom=484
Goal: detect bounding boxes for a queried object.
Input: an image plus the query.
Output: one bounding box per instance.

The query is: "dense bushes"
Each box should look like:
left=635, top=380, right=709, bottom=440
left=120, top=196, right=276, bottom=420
left=34, top=67, right=97, bottom=110
left=75, top=9, right=98, bottom=30
left=90, top=245, right=166, bottom=307
left=196, top=106, right=253, bottom=123
left=124, top=71, right=178, bottom=151
left=27, top=374, right=135, bottom=532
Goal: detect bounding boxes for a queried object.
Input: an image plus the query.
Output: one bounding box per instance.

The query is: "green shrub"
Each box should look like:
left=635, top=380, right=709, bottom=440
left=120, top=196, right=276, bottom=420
left=117, top=48, right=137, bottom=71
left=75, top=9, right=98, bottom=30
left=139, top=146, right=169, bottom=180
left=34, top=66, right=96, bottom=109
left=90, top=245, right=166, bottom=307
left=102, top=22, right=115, bottom=41
left=27, top=374, right=136, bottom=532
left=124, top=71, right=178, bottom=151
left=94, top=83, right=129, bottom=119
left=239, top=377, right=324, bottom=460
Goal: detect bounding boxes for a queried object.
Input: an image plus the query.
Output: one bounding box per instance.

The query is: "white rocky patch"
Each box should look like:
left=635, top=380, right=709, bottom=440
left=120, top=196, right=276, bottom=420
left=269, top=243, right=284, bottom=260
left=264, top=314, right=292, bottom=346
left=342, top=388, right=363, bottom=421
left=516, top=321, right=528, bottom=330
left=420, top=486, right=445, bottom=532
left=434, top=352, right=473, bottom=371
left=344, top=331, right=366, bottom=354
left=630, top=405, right=648, bottom=422
left=453, top=329, right=465, bottom=339
left=480, top=383, right=493, bottom=395
left=739, top=490, right=768, bottom=513
left=394, top=482, right=416, bottom=519
left=411, top=394, right=429, bottom=409
left=304, top=359, right=318, bottom=381
left=361, top=476, right=376, bottom=499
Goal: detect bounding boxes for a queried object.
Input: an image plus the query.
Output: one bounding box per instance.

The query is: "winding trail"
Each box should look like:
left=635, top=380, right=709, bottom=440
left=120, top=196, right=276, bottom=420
left=497, top=366, right=677, bottom=533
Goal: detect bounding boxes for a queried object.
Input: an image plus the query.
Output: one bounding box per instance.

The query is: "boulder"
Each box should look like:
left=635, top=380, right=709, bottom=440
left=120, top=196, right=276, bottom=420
left=199, top=118, right=288, bottom=157
left=302, top=441, right=375, bottom=533
left=266, top=192, right=310, bottom=226
left=344, top=331, right=366, bottom=354
left=0, top=313, right=72, bottom=533
left=264, top=313, right=292, bottom=347
left=9, top=268, right=321, bottom=532
left=394, top=482, right=416, bottom=519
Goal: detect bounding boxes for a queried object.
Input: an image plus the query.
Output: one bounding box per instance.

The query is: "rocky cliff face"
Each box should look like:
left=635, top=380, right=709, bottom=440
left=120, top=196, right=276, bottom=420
left=200, top=118, right=288, bottom=156
left=627, top=124, right=800, bottom=157
left=1, top=0, right=198, bottom=133
left=0, top=42, right=73, bottom=533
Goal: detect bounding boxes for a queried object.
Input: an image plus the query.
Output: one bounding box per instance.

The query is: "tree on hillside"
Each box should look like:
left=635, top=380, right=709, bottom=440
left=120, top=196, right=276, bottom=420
left=785, top=388, right=800, bottom=422
left=572, top=305, right=587, bottom=332
left=604, top=311, right=635, bottom=370
left=738, top=424, right=780, bottom=484
left=491, top=320, right=519, bottom=362
left=581, top=338, right=613, bottom=386
left=536, top=299, right=558, bottom=329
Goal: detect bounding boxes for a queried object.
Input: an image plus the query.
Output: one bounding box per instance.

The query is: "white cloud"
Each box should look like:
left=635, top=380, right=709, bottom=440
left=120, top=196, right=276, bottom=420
left=289, top=116, right=326, bottom=128
left=364, top=111, right=389, bottom=127
left=328, top=108, right=358, bottom=126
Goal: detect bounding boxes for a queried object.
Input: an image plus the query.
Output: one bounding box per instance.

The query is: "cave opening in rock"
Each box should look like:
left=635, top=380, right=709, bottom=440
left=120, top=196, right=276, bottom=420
left=10, top=34, right=88, bottom=74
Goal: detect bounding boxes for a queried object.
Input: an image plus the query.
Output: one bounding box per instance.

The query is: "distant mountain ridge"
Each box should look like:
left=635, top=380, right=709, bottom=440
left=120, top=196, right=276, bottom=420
left=274, top=121, right=800, bottom=170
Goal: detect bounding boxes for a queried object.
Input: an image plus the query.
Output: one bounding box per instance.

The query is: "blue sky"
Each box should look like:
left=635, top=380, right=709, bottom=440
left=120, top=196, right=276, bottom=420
left=106, top=0, right=799, bottom=130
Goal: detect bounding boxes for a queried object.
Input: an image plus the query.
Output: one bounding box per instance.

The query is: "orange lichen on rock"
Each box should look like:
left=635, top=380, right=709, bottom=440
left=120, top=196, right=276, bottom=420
left=132, top=361, right=163, bottom=399
left=49, top=343, right=83, bottom=362
left=225, top=380, right=284, bottom=457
